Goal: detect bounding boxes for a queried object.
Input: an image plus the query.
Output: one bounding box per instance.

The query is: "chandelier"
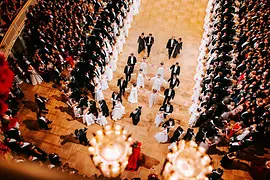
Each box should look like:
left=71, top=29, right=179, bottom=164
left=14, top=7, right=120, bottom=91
left=162, top=140, right=212, bottom=180
left=88, top=125, right=133, bottom=178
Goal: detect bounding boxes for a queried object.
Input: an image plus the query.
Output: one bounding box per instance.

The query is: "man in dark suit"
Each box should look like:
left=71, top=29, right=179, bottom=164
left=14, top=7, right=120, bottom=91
left=99, top=100, right=109, bottom=117
left=35, top=94, right=49, bottom=114
left=37, top=113, right=52, bottom=130
left=111, top=91, right=122, bottom=108
left=117, top=77, right=127, bottom=96
left=127, top=53, right=137, bottom=72
left=170, top=62, right=180, bottom=77
left=88, top=100, right=98, bottom=116
left=124, top=64, right=133, bottom=82
left=145, top=33, right=154, bottom=57
left=162, top=118, right=175, bottom=129
left=166, top=36, right=177, bottom=59
left=170, top=126, right=184, bottom=143
left=163, top=87, right=175, bottom=105
left=160, top=102, right=173, bottom=118
left=168, top=75, right=180, bottom=88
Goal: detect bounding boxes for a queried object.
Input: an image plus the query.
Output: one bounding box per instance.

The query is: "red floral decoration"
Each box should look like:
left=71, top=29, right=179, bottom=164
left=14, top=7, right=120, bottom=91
left=0, top=52, right=14, bottom=116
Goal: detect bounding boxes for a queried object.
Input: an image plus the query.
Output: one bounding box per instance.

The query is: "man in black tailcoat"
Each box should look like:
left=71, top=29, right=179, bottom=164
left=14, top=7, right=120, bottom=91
left=111, top=91, right=122, bottom=108
left=130, top=106, right=142, bottom=125
left=169, top=62, right=181, bottom=78
left=127, top=53, right=137, bottom=72
left=160, top=102, right=173, bottom=118
left=145, top=33, right=155, bottom=57
left=170, top=126, right=184, bottom=143
left=168, top=75, right=180, bottom=89
left=99, top=100, right=109, bottom=117
left=117, top=77, right=127, bottom=96
left=163, top=87, right=175, bottom=105
left=124, top=63, right=133, bottom=82
left=166, top=36, right=177, bottom=59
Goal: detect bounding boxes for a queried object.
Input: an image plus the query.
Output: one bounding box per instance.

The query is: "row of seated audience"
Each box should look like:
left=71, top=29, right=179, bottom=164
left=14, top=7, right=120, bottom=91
left=0, top=0, right=28, bottom=41
left=185, top=0, right=269, bottom=179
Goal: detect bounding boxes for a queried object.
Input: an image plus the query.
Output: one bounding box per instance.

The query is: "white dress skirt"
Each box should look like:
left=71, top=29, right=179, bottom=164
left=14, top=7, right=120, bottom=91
left=95, top=87, right=104, bottom=101
left=140, top=62, right=148, bottom=75
left=73, top=106, right=81, bottom=118
left=132, top=0, right=140, bottom=15
left=155, top=112, right=164, bottom=127
left=136, top=73, right=144, bottom=88
left=96, top=114, right=108, bottom=126
left=148, top=93, right=157, bottom=108
left=112, top=102, right=125, bottom=120
left=188, top=111, right=200, bottom=127
left=110, top=56, right=117, bottom=72
left=128, top=86, right=138, bottom=103
left=83, top=113, right=96, bottom=126
left=156, top=67, right=164, bottom=79
left=105, top=65, right=113, bottom=81
left=151, top=77, right=163, bottom=91
left=155, top=129, right=168, bottom=143
left=29, top=69, right=43, bottom=85
left=101, top=77, right=109, bottom=90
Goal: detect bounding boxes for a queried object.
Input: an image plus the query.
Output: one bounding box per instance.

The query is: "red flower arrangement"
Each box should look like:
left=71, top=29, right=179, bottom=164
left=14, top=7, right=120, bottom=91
left=0, top=52, right=14, bottom=116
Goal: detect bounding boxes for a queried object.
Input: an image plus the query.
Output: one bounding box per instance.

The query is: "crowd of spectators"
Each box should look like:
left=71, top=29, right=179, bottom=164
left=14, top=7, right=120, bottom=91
left=186, top=0, right=269, bottom=179
left=0, top=0, right=28, bottom=41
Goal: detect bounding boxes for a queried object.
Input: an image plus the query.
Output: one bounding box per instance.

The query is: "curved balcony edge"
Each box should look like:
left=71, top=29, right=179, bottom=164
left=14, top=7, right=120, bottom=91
left=0, top=0, right=37, bottom=57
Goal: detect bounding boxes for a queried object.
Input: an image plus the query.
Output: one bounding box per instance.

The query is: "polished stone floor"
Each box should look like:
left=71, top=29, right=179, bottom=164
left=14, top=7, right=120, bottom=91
left=16, top=0, right=257, bottom=179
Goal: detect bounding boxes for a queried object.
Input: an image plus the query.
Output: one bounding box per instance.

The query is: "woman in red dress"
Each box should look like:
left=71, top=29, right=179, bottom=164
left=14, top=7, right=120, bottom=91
left=126, top=141, right=142, bottom=171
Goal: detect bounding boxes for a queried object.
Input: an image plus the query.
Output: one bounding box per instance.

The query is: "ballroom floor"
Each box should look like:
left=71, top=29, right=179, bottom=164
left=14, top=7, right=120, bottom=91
left=15, top=0, right=259, bottom=179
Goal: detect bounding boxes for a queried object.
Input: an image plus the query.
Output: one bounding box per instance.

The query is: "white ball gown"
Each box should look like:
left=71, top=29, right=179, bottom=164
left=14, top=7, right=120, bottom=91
left=105, top=65, right=113, bottom=81
left=95, top=85, right=104, bottom=101
left=73, top=105, right=81, bottom=118
left=155, top=111, right=164, bottom=127
left=128, top=86, right=138, bottom=104
left=148, top=92, right=157, bottom=108
left=140, top=62, right=148, bottom=75
left=156, top=66, right=165, bottom=79
left=83, top=113, right=96, bottom=126
left=101, top=75, right=109, bottom=90
left=151, top=76, right=164, bottom=91
left=112, top=101, right=125, bottom=120
left=28, top=67, right=43, bottom=86
left=136, top=72, right=144, bottom=88
left=155, top=128, right=168, bottom=143
left=96, top=113, right=108, bottom=126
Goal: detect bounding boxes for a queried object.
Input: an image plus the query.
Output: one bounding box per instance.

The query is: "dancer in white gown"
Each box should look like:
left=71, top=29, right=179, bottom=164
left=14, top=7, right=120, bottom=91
left=136, top=69, right=145, bottom=88
left=105, top=63, right=113, bottom=81
left=132, top=0, right=140, bottom=15
left=96, top=111, right=108, bottom=126
left=95, top=84, right=104, bottom=101
left=72, top=103, right=81, bottom=118
left=82, top=108, right=96, bottom=126
left=128, top=83, right=138, bottom=104
left=150, top=74, right=166, bottom=91
left=101, top=74, right=109, bottom=90
left=156, top=62, right=165, bottom=79
left=112, top=99, right=125, bottom=120
left=155, top=128, right=168, bottom=143
left=27, top=65, right=43, bottom=86
left=155, top=109, right=165, bottom=127
left=140, top=57, right=148, bottom=75
left=110, top=52, right=118, bottom=72
left=148, top=89, right=158, bottom=108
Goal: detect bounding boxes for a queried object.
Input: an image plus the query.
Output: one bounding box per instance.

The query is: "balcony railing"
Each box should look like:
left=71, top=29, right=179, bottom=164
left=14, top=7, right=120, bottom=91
left=0, top=0, right=37, bottom=57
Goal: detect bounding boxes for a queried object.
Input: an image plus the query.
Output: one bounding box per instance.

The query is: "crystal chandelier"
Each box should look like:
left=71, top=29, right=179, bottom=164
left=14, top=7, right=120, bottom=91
left=88, top=125, right=133, bottom=178
left=162, top=140, right=212, bottom=180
